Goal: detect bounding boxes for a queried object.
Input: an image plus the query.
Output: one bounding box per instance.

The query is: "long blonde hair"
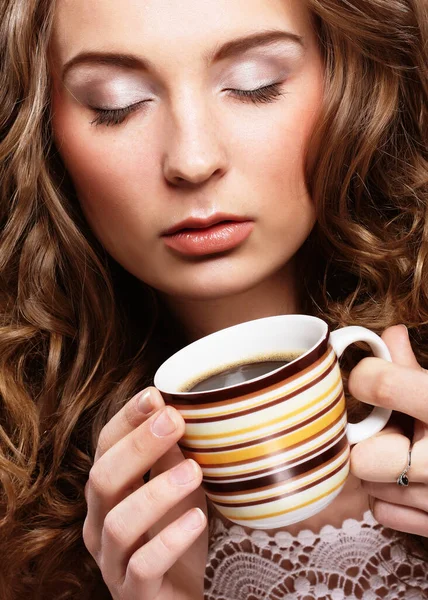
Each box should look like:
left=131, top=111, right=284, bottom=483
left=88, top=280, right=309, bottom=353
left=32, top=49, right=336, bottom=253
left=0, top=0, right=427, bottom=598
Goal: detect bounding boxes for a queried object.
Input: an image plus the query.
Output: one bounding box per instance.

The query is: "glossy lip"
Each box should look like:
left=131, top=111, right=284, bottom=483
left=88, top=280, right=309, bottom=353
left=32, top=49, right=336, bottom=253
left=163, top=213, right=250, bottom=236
left=162, top=214, right=254, bottom=257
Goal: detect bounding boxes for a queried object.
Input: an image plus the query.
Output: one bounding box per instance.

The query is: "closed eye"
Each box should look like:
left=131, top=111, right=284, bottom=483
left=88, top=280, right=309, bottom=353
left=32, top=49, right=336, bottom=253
left=90, top=99, right=151, bottom=127
left=226, top=82, right=285, bottom=104
left=89, top=82, right=285, bottom=127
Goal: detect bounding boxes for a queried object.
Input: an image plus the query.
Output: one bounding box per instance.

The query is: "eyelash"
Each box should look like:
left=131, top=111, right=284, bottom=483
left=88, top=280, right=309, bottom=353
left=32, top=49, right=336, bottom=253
left=90, top=82, right=285, bottom=127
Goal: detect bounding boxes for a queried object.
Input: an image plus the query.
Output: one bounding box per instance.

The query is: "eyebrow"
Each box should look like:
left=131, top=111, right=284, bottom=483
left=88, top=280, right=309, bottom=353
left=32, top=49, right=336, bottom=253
left=61, top=29, right=304, bottom=80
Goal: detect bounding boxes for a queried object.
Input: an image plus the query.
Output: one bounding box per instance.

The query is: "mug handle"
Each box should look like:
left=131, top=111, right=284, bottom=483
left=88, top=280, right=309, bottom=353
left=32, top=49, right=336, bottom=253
left=329, top=326, right=392, bottom=445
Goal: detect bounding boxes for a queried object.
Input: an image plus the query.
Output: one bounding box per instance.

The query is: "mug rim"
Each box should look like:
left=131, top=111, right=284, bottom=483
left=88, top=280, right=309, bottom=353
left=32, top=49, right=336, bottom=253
left=154, top=314, right=330, bottom=398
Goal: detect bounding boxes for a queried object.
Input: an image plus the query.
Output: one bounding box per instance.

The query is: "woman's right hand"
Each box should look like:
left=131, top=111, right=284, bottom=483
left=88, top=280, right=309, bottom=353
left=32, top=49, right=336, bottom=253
left=83, top=387, right=208, bottom=600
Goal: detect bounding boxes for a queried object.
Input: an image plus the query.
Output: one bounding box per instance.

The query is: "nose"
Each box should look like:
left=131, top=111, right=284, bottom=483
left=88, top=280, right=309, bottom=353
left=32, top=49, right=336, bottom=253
left=162, top=94, right=228, bottom=188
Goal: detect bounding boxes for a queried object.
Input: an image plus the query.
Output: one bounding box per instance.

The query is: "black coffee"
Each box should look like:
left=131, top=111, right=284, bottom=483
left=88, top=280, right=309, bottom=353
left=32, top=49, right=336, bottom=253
left=183, top=351, right=303, bottom=393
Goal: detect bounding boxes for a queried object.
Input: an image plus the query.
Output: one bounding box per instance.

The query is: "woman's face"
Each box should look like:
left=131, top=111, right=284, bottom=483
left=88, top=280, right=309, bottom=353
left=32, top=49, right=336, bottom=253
left=50, top=0, right=324, bottom=302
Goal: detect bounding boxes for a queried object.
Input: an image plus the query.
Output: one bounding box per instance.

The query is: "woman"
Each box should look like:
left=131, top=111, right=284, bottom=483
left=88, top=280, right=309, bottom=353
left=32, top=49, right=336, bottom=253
left=0, top=0, right=427, bottom=598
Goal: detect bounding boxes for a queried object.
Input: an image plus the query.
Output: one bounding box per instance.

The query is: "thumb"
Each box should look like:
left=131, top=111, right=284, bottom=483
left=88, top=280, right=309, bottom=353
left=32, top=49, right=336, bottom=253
left=381, top=325, right=420, bottom=369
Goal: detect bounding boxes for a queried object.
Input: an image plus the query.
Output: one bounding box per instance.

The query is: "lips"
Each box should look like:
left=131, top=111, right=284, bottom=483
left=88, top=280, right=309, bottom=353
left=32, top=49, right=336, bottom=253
left=162, top=215, right=254, bottom=256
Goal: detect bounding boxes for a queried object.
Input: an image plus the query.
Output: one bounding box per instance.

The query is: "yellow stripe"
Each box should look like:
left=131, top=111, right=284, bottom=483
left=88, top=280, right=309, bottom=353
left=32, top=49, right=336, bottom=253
left=208, top=447, right=349, bottom=505
left=220, top=472, right=348, bottom=521
left=203, top=419, right=346, bottom=478
left=183, top=375, right=341, bottom=443
left=185, top=399, right=346, bottom=466
left=179, top=351, right=336, bottom=419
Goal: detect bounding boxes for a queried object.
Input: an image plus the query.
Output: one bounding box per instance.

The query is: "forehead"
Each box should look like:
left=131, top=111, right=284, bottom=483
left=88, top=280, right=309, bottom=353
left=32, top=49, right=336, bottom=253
left=51, top=0, right=313, bottom=65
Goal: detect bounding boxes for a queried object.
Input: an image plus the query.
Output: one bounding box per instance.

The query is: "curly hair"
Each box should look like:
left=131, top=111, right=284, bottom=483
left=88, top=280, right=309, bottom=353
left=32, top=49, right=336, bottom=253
left=0, top=0, right=427, bottom=598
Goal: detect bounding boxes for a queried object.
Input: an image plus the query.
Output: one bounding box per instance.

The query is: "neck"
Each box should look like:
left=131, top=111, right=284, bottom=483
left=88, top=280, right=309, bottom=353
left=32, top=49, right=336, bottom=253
left=162, top=262, right=302, bottom=341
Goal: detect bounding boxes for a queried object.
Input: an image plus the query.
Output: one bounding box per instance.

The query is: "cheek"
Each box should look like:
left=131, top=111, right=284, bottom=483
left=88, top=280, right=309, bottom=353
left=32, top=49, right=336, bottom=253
left=234, top=85, right=323, bottom=199
left=237, top=111, right=318, bottom=206
left=51, top=91, right=159, bottom=227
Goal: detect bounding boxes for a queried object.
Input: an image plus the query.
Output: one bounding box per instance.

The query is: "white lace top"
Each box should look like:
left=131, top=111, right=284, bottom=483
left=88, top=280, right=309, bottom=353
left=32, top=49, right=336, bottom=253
left=204, top=511, right=428, bottom=600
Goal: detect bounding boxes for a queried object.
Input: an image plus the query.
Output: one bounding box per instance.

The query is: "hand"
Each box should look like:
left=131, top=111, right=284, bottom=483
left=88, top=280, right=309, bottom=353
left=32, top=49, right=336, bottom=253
left=83, top=387, right=208, bottom=600
left=348, top=325, right=428, bottom=537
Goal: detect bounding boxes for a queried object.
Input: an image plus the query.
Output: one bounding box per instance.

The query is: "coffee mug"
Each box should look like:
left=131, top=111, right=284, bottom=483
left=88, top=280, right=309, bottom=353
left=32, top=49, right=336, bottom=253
left=154, top=315, right=392, bottom=529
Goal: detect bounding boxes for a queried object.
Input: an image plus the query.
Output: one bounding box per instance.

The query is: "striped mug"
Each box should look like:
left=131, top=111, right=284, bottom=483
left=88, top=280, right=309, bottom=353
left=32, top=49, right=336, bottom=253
left=154, top=315, right=392, bottom=529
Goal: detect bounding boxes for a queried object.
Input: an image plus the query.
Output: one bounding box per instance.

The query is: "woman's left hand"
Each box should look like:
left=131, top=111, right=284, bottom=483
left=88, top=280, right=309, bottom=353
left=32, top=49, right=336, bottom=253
left=348, top=324, right=428, bottom=537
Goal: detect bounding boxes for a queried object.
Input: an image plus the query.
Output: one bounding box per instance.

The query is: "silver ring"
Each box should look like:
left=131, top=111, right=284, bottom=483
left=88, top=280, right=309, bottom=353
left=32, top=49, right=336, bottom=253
left=396, top=442, right=413, bottom=487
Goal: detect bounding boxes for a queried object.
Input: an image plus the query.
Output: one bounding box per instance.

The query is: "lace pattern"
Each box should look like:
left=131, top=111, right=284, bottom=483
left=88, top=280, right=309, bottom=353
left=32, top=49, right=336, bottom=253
left=204, top=511, right=428, bottom=599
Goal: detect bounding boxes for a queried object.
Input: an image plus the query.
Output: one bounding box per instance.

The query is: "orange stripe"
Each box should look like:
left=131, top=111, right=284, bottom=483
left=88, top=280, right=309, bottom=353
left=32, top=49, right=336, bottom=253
left=185, top=399, right=346, bottom=466
left=208, top=446, right=349, bottom=504
left=183, top=375, right=341, bottom=442
left=202, top=424, right=345, bottom=478
left=220, top=471, right=348, bottom=521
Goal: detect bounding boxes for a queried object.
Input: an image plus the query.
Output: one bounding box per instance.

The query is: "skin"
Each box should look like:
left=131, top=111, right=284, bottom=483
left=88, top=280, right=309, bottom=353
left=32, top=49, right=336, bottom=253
left=49, top=0, right=428, bottom=598
left=50, top=0, right=324, bottom=337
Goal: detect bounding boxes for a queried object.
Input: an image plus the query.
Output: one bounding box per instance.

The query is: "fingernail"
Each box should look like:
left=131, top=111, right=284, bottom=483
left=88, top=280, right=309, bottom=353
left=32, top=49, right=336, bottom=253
left=399, top=324, right=409, bottom=336
left=151, top=407, right=177, bottom=437
left=180, top=508, right=205, bottom=531
left=138, top=390, right=154, bottom=414
left=169, top=459, right=198, bottom=486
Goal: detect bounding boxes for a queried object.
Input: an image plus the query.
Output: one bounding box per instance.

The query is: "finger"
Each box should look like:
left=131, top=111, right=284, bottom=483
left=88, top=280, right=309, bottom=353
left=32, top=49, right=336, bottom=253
left=95, top=387, right=165, bottom=461
left=380, top=325, right=420, bottom=369
left=348, top=358, right=428, bottom=422
left=370, top=499, right=428, bottom=537
left=92, top=407, right=185, bottom=504
left=122, top=507, right=207, bottom=599
left=350, top=431, right=428, bottom=483
left=84, top=407, right=185, bottom=554
left=361, top=481, right=428, bottom=512
left=100, top=458, right=203, bottom=587
left=147, top=443, right=208, bottom=542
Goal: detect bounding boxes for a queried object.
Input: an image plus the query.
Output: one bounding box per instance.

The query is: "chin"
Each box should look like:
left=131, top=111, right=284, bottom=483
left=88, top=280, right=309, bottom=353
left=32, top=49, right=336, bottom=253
left=151, top=264, right=286, bottom=302
left=158, top=279, right=253, bottom=302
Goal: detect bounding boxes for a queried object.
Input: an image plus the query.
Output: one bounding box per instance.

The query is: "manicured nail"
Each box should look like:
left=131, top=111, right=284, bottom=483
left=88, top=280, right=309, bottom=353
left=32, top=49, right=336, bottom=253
left=169, top=459, right=198, bottom=486
left=138, top=390, right=154, bottom=414
left=399, top=324, right=409, bottom=336
left=180, top=508, right=205, bottom=531
left=151, top=407, right=177, bottom=437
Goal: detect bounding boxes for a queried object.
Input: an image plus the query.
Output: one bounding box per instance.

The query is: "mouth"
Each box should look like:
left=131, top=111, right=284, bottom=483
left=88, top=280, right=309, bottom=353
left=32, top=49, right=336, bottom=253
left=163, top=214, right=249, bottom=236
left=162, top=214, right=254, bottom=256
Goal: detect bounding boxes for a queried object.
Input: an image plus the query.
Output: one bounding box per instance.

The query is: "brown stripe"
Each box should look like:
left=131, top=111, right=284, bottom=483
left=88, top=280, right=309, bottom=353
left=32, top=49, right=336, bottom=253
left=163, top=334, right=330, bottom=405
left=180, top=390, right=344, bottom=454
left=181, top=410, right=346, bottom=468
left=206, top=437, right=348, bottom=498
left=211, top=439, right=349, bottom=500
left=169, top=347, right=334, bottom=411
left=180, top=409, right=346, bottom=469
left=210, top=454, right=348, bottom=509
left=203, top=435, right=348, bottom=494
left=202, top=427, right=346, bottom=482
left=180, top=357, right=338, bottom=423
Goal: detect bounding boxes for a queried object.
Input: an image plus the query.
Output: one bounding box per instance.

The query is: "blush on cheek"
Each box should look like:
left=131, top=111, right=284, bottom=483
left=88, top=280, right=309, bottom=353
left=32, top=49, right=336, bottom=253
left=52, top=121, right=150, bottom=221
left=52, top=85, right=144, bottom=192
